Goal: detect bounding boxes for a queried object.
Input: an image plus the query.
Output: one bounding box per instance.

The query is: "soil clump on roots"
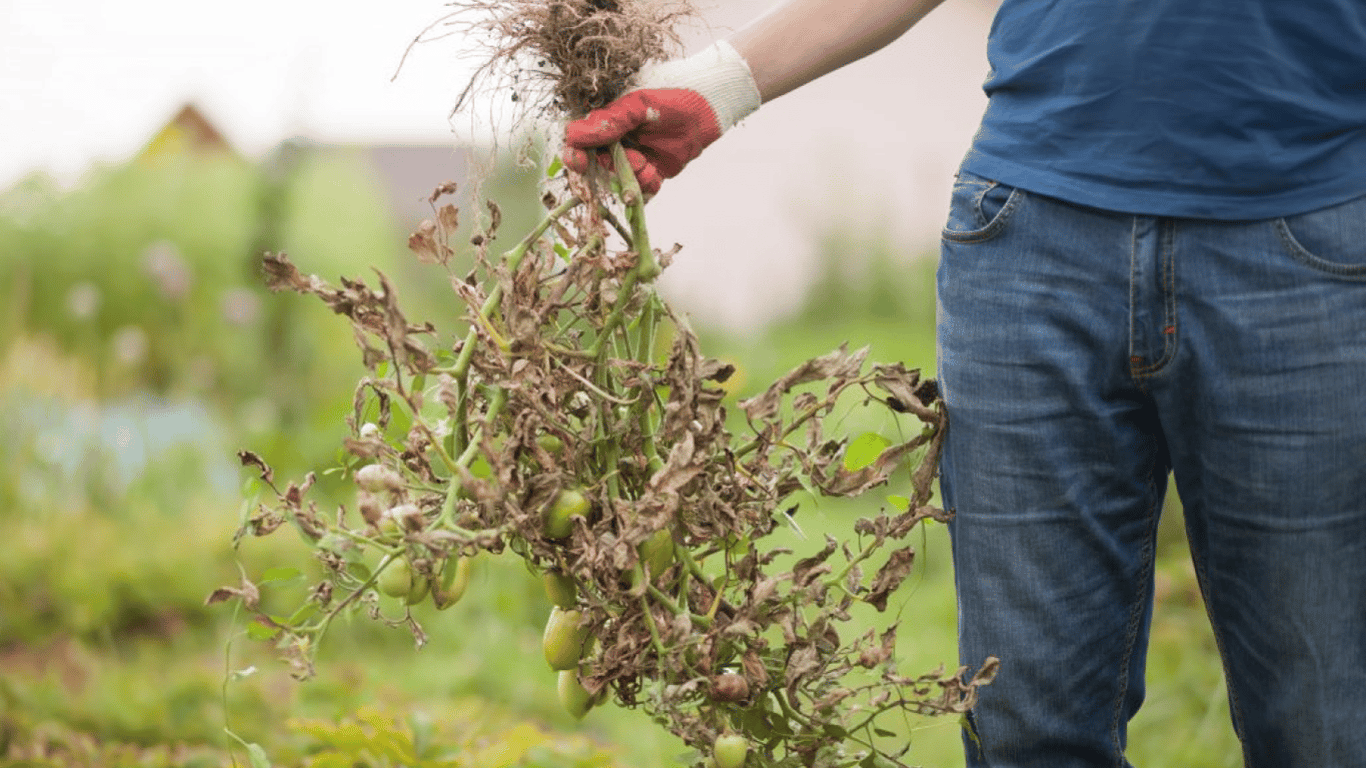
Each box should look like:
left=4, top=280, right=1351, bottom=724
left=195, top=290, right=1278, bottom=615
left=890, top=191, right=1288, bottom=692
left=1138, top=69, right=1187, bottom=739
left=424, top=0, right=696, bottom=121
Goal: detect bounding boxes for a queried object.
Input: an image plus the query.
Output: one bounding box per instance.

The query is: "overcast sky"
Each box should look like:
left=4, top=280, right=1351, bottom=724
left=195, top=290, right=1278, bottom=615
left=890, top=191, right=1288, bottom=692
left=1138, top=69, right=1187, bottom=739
left=1, top=1, right=484, bottom=186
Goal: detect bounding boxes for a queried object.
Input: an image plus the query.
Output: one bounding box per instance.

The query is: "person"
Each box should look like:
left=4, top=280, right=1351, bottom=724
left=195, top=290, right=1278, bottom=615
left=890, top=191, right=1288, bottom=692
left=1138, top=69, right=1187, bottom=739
left=562, top=1, right=1366, bottom=766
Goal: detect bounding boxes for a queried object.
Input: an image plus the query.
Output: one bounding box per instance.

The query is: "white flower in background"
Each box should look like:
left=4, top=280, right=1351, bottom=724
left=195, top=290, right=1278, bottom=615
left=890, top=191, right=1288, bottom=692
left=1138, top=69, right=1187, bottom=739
left=111, top=325, right=148, bottom=366
left=66, top=282, right=100, bottom=320
left=222, top=287, right=261, bottom=327
left=143, top=240, right=192, bottom=302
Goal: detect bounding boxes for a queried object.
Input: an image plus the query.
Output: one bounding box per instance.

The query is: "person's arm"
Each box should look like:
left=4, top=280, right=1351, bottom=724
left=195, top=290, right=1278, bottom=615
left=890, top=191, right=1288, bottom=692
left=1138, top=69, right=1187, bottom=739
left=732, top=0, right=949, bottom=103
left=563, top=0, right=952, bottom=194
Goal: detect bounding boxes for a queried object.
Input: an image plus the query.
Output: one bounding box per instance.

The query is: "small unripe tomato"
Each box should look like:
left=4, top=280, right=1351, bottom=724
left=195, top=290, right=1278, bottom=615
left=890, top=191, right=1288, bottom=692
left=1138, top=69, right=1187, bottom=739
left=376, top=513, right=403, bottom=542
left=432, top=555, right=473, bottom=609
left=638, top=528, right=674, bottom=578
left=712, top=734, right=748, bottom=768
left=542, top=607, right=587, bottom=670
left=543, top=569, right=578, bottom=609
left=536, top=433, right=565, bottom=455
left=543, top=488, right=589, bottom=539
left=378, top=558, right=427, bottom=604
left=557, top=669, right=594, bottom=720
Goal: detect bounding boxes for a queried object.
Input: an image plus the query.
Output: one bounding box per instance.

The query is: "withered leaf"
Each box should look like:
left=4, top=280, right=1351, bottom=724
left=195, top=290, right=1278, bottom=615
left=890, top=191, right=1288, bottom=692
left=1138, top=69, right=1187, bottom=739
left=260, top=252, right=319, bottom=294
left=408, top=220, right=447, bottom=265
left=238, top=450, right=273, bottom=486
left=866, top=547, right=916, bottom=611
left=427, top=181, right=458, bottom=204
left=205, top=576, right=260, bottom=611
left=742, top=650, right=770, bottom=688
left=792, top=536, right=838, bottom=587
left=438, top=204, right=461, bottom=239
left=784, top=643, right=820, bottom=695
left=485, top=200, right=502, bottom=238
left=740, top=345, right=869, bottom=422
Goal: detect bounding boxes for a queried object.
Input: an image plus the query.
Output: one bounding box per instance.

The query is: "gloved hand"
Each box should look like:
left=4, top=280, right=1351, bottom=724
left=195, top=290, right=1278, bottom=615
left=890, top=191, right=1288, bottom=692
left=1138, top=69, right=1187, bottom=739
left=562, top=40, right=762, bottom=195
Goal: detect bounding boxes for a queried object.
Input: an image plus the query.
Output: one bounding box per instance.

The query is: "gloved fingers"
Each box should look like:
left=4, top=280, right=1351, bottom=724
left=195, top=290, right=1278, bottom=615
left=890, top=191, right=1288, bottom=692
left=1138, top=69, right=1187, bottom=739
left=624, top=147, right=664, bottom=196
left=561, top=146, right=593, bottom=175
left=563, top=92, right=654, bottom=150
left=559, top=144, right=665, bottom=197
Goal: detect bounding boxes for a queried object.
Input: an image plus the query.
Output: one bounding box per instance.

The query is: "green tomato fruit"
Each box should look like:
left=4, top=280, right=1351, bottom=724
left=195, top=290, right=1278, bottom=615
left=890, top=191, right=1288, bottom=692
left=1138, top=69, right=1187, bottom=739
left=638, top=528, right=674, bottom=578
left=406, top=571, right=430, bottom=605
left=536, top=433, right=565, bottom=455
left=543, top=569, right=578, bottom=609
left=542, top=607, right=587, bottom=671
left=376, top=513, right=403, bottom=542
left=433, top=555, right=473, bottom=609
left=378, top=558, right=424, bottom=603
left=712, top=734, right=749, bottom=768
left=543, top=489, right=589, bottom=539
left=557, top=669, right=594, bottom=720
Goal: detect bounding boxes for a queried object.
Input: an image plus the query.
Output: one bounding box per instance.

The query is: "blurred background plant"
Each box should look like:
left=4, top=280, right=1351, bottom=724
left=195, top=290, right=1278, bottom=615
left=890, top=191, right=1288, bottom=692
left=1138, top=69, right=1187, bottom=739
left=0, top=100, right=1239, bottom=767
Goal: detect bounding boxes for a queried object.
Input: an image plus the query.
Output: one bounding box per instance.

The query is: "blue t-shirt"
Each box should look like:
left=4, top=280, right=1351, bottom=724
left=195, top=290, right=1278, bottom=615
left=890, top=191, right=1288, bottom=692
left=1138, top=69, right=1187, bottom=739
left=962, top=0, right=1366, bottom=219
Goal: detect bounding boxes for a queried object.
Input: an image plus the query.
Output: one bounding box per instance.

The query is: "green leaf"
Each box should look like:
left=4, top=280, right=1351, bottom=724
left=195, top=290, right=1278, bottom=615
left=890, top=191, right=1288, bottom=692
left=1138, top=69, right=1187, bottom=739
left=288, top=602, right=320, bottom=626
left=546, top=155, right=564, bottom=178
left=246, top=621, right=279, bottom=641
left=246, top=742, right=271, bottom=768
left=260, top=566, right=303, bottom=584
left=885, top=495, right=910, bottom=512
left=844, top=432, right=893, bottom=472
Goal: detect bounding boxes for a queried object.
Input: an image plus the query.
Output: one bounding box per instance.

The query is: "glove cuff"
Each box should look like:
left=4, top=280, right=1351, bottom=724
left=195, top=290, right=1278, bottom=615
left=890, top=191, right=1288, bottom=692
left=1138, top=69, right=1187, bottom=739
left=634, top=40, right=762, bottom=133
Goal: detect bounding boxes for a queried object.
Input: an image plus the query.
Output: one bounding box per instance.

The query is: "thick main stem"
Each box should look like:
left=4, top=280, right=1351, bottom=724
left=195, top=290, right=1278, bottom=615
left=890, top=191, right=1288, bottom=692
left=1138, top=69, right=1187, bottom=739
left=447, top=195, right=582, bottom=452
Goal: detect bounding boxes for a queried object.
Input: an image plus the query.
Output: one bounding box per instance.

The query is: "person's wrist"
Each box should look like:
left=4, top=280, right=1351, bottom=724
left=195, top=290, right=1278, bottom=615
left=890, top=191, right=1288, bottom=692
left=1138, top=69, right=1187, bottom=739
left=634, top=40, right=762, bottom=132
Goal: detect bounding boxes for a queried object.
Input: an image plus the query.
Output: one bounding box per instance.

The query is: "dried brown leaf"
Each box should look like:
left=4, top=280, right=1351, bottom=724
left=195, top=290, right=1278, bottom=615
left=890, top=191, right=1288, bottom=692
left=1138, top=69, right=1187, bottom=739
left=866, top=547, right=916, bottom=612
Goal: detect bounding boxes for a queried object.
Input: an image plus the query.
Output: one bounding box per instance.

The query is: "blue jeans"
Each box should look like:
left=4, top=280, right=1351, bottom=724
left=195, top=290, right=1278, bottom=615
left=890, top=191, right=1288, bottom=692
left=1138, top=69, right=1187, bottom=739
left=937, top=171, right=1366, bottom=767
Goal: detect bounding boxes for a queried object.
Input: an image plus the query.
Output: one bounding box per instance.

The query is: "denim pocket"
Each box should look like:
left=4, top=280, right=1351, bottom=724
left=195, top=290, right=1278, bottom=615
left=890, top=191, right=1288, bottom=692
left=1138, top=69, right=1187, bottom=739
left=1275, top=193, right=1366, bottom=278
left=942, top=170, right=1024, bottom=244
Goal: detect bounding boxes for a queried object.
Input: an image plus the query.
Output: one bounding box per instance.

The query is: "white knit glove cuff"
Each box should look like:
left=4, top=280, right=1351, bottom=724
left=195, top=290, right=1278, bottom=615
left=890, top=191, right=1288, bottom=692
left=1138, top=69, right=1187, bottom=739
left=634, top=40, right=763, bottom=132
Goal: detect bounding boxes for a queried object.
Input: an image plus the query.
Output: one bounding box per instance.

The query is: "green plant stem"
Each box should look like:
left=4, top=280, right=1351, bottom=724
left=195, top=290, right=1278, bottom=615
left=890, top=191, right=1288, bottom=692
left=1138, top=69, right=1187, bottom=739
left=610, top=143, right=659, bottom=282
left=456, top=386, right=509, bottom=468
left=639, top=593, right=668, bottom=658
left=825, top=540, right=882, bottom=592
left=646, top=583, right=712, bottom=630
left=773, top=689, right=818, bottom=731
left=446, top=195, right=581, bottom=451
left=309, top=550, right=401, bottom=649
left=733, top=385, right=854, bottom=460
left=585, top=143, right=661, bottom=361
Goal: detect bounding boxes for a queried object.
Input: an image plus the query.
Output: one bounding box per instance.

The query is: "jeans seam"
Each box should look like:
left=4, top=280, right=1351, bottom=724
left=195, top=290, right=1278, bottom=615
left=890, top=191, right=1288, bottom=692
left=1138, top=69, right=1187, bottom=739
left=1186, top=544, right=1254, bottom=767
left=1131, top=219, right=1179, bottom=378
left=941, top=187, right=1025, bottom=243
left=1111, top=475, right=1163, bottom=766
left=1128, top=217, right=1139, bottom=375
left=1275, top=217, right=1366, bottom=279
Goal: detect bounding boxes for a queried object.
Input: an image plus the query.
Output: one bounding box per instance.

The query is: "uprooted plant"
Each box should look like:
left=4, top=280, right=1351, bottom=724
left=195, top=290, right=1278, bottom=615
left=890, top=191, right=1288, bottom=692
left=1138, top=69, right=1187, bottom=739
left=214, top=2, right=996, bottom=767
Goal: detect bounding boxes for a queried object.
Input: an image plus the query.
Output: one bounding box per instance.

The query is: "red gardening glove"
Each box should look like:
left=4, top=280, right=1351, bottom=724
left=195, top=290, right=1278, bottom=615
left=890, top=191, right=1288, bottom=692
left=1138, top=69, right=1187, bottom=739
left=562, top=41, right=762, bottom=196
